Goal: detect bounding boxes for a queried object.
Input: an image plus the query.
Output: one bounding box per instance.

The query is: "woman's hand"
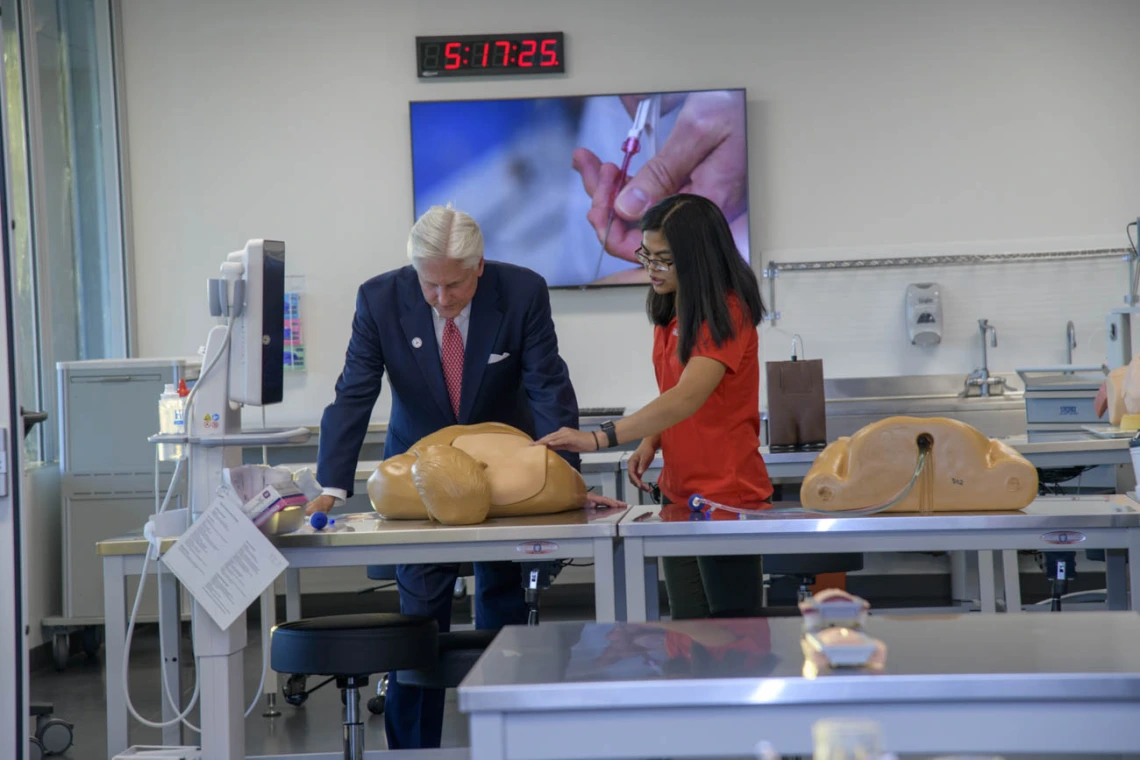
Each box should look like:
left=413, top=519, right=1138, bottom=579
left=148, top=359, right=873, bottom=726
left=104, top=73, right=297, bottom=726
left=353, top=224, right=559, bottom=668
left=583, top=492, right=627, bottom=510
left=627, top=438, right=660, bottom=492
left=533, top=427, right=599, bottom=453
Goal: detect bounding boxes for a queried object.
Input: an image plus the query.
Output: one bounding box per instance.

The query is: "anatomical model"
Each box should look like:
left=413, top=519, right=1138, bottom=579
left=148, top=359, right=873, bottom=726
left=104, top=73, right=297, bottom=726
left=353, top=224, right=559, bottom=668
left=801, top=416, right=1038, bottom=513
left=1096, top=356, right=1140, bottom=429
left=368, top=423, right=588, bottom=525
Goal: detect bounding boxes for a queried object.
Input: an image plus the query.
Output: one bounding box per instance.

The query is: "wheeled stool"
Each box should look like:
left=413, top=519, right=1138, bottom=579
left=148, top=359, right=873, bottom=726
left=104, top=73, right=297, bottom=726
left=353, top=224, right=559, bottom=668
left=271, top=613, right=439, bottom=759
left=360, top=562, right=477, bottom=715
left=763, top=553, right=865, bottom=605
left=399, top=629, right=498, bottom=690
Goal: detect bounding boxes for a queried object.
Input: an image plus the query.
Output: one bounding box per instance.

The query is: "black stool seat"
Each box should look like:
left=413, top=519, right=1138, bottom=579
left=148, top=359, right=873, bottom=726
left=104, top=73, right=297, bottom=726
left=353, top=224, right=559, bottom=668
left=399, top=629, right=499, bottom=689
left=366, top=563, right=476, bottom=581
left=763, top=553, right=863, bottom=576
left=272, top=613, right=439, bottom=676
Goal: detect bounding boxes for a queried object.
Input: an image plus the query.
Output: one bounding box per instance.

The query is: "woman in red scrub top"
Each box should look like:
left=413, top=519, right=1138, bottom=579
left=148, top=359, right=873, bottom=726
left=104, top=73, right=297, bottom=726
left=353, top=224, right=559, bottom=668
left=537, top=193, right=771, bottom=619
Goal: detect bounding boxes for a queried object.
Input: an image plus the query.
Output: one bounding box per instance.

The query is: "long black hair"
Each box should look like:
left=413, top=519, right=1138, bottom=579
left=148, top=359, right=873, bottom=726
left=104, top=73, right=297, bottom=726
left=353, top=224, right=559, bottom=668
left=642, top=194, right=765, bottom=364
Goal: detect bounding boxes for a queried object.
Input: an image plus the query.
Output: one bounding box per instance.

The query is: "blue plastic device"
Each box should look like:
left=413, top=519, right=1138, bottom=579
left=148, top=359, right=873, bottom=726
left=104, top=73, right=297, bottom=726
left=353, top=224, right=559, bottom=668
left=309, top=512, right=335, bottom=531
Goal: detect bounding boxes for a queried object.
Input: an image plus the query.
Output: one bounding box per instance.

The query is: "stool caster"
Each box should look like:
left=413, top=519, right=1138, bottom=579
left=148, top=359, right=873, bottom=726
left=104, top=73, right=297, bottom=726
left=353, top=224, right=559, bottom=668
left=29, top=737, right=44, bottom=760
left=283, top=672, right=336, bottom=707
left=367, top=674, right=389, bottom=715
left=283, top=674, right=310, bottom=707
left=35, top=715, right=74, bottom=755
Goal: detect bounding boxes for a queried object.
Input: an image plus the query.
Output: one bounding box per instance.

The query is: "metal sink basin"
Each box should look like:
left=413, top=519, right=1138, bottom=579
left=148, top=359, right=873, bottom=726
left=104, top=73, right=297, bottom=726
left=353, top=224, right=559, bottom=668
left=822, top=374, right=1026, bottom=441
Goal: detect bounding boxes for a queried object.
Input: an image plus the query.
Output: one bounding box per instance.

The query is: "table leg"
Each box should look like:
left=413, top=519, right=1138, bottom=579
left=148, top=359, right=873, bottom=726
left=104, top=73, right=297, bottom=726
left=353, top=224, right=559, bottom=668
left=623, top=537, right=649, bottom=622
left=646, top=558, right=660, bottom=621
left=285, top=568, right=302, bottom=621
left=950, top=550, right=970, bottom=604
left=1129, top=528, right=1140, bottom=612
left=614, top=539, right=627, bottom=622
left=1106, top=549, right=1128, bottom=611
left=1001, top=550, right=1021, bottom=613
left=978, top=550, right=997, bottom=614
left=592, top=537, right=617, bottom=622
left=469, top=713, right=506, bottom=760
left=103, top=556, right=129, bottom=760
left=158, top=565, right=183, bottom=746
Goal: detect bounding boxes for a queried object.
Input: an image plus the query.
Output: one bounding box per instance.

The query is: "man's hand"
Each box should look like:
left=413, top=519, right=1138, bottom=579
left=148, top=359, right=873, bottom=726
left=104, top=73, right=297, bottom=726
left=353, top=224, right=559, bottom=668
left=305, top=494, right=335, bottom=517
left=534, top=427, right=600, bottom=453
left=1095, top=381, right=1108, bottom=418
left=584, top=492, right=627, bottom=510
left=627, top=439, right=659, bottom=492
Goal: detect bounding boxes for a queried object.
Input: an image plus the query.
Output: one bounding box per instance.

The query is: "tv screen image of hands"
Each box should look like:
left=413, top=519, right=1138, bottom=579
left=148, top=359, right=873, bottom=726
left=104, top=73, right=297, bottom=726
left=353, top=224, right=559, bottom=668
left=409, top=88, right=750, bottom=288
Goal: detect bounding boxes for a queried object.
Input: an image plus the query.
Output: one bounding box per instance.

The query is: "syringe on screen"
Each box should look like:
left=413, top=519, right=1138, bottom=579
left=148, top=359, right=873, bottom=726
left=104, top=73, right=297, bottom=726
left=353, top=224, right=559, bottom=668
left=592, top=97, right=657, bottom=282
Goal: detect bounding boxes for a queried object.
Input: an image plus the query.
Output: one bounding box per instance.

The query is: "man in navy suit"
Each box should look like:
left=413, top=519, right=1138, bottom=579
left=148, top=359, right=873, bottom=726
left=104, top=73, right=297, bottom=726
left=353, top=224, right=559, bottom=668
left=308, top=205, right=610, bottom=749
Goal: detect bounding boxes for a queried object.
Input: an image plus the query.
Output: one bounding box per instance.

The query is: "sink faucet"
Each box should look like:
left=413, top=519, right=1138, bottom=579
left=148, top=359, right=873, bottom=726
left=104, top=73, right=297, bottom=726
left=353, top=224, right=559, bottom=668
left=965, top=318, right=1005, bottom=397
left=1066, top=320, right=1077, bottom=364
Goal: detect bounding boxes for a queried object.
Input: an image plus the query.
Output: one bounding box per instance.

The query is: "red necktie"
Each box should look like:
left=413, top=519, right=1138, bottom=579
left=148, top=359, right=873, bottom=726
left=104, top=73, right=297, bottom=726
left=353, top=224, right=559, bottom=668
left=441, top=318, right=464, bottom=419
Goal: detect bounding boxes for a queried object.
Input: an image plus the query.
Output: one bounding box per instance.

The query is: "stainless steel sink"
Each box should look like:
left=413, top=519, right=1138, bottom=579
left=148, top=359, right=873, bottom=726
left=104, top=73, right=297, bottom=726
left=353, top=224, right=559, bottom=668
left=822, top=374, right=1026, bottom=441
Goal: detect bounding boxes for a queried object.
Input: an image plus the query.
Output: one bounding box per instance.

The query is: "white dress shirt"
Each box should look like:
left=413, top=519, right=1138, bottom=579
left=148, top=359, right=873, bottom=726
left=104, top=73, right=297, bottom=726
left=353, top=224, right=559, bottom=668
left=321, top=303, right=473, bottom=507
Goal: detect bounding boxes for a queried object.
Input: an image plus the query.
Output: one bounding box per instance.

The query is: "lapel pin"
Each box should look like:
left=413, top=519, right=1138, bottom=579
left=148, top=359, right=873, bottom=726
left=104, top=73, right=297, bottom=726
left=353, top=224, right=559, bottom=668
left=412, top=337, right=423, bottom=348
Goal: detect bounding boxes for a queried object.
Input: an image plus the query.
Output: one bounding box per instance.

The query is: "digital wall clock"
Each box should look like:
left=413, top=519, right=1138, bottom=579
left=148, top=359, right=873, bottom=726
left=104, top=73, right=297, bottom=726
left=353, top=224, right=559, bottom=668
left=416, top=32, right=565, bottom=78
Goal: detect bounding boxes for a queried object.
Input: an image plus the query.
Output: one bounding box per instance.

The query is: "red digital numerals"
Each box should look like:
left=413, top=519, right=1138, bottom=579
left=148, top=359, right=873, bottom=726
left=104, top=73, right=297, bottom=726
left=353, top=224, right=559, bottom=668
left=422, top=36, right=561, bottom=73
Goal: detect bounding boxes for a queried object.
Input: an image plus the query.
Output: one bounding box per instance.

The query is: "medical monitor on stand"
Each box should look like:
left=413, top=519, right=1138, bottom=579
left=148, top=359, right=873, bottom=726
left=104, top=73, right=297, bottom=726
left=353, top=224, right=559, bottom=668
left=158, top=239, right=307, bottom=760
left=225, top=239, right=285, bottom=406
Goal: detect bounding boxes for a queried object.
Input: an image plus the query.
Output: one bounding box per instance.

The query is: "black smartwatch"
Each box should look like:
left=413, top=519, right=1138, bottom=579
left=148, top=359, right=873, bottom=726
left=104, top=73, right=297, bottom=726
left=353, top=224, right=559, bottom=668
left=600, top=420, right=618, bottom=449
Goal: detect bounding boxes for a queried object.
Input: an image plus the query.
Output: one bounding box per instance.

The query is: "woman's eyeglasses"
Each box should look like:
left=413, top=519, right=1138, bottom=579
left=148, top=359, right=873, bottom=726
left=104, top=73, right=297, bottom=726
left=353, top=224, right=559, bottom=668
left=635, top=248, right=673, bottom=272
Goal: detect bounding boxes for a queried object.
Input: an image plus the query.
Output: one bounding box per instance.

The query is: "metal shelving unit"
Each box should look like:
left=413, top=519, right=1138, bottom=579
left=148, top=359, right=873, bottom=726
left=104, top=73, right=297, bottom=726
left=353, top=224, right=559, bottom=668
left=761, top=246, right=1135, bottom=325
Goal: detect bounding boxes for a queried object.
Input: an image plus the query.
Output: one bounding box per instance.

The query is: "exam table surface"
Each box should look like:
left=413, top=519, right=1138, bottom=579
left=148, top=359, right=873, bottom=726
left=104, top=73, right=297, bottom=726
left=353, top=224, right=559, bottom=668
left=459, top=612, right=1140, bottom=757
left=96, top=505, right=630, bottom=556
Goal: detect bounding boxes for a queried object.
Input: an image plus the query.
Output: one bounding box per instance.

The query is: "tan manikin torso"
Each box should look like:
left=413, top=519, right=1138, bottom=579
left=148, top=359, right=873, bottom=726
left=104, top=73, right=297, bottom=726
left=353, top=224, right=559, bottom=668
left=800, top=416, right=1038, bottom=512
left=367, top=423, right=588, bottom=525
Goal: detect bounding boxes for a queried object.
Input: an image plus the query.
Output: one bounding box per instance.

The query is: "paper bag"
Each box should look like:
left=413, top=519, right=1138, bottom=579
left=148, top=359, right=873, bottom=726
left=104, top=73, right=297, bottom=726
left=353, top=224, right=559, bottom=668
left=766, top=358, right=827, bottom=452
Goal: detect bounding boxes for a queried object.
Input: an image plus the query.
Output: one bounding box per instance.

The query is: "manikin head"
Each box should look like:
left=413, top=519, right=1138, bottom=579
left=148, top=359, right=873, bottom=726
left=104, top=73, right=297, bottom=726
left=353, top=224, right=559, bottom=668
left=408, top=204, right=485, bottom=319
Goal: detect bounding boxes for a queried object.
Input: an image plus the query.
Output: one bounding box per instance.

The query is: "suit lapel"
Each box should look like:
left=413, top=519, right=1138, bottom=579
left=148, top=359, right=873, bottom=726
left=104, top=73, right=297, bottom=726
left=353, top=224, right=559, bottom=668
left=398, top=278, right=454, bottom=423
left=458, top=268, right=503, bottom=424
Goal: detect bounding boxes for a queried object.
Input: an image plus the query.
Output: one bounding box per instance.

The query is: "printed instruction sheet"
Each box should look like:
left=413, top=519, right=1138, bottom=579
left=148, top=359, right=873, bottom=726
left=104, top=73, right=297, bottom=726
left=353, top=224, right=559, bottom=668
left=160, top=496, right=289, bottom=630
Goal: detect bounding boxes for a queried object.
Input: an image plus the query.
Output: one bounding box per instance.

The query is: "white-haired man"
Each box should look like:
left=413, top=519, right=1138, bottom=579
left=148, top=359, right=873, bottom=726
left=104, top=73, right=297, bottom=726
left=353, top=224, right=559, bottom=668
left=309, top=206, right=614, bottom=750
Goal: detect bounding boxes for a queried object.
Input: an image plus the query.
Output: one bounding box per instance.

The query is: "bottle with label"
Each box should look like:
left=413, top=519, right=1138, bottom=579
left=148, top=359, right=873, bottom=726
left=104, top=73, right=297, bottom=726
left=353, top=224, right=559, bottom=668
left=158, top=383, right=186, bottom=461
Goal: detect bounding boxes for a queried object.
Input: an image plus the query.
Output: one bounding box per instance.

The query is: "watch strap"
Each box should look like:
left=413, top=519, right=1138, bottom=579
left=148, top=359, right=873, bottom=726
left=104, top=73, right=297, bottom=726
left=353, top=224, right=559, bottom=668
left=601, top=421, right=618, bottom=448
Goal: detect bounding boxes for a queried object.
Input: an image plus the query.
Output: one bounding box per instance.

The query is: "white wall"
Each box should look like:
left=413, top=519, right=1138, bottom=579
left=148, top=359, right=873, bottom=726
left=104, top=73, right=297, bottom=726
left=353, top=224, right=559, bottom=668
left=118, top=0, right=1140, bottom=426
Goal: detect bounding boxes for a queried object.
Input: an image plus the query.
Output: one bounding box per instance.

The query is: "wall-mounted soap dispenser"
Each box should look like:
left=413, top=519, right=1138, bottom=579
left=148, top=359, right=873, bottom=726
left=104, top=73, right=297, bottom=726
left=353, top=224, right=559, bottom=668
left=905, top=283, right=943, bottom=346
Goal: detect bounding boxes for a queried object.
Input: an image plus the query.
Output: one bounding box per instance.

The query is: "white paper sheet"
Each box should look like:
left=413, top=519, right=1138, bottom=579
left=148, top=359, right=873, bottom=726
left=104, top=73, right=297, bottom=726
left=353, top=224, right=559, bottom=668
left=160, top=495, right=289, bottom=630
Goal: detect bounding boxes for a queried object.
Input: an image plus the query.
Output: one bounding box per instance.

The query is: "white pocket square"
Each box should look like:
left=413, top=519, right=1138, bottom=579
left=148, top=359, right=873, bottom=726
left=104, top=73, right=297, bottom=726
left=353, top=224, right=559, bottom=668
left=488, top=352, right=510, bottom=364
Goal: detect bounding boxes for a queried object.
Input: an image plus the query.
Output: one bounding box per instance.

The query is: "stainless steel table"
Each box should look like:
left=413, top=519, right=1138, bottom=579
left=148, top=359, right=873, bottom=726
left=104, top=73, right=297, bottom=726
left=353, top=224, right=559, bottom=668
left=282, top=455, right=625, bottom=620
left=98, top=506, right=628, bottom=760
left=622, top=432, right=1133, bottom=502
left=459, top=612, right=1140, bottom=758
left=618, top=495, right=1140, bottom=621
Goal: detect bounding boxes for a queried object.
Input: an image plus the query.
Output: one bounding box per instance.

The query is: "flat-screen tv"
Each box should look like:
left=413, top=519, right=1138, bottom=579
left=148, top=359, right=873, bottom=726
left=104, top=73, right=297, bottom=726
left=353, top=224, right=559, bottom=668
left=410, top=88, right=750, bottom=288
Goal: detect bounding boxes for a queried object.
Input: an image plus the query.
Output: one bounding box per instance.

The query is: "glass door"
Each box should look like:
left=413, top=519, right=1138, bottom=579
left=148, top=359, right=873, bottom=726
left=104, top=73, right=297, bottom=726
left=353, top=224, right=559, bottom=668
left=0, top=0, right=30, bottom=745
